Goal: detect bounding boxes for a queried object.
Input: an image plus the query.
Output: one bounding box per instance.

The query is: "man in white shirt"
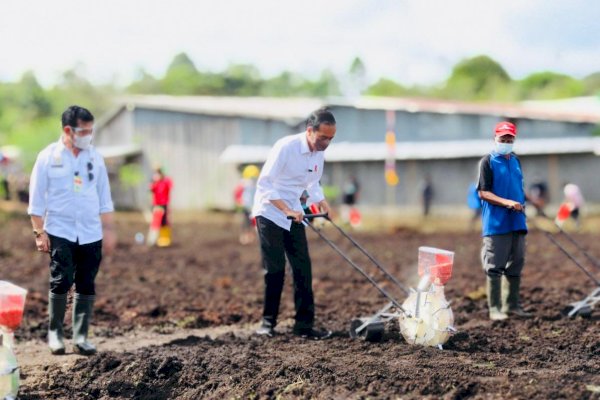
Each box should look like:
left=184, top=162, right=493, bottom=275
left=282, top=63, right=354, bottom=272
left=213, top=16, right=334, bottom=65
left=252, top=108, right=335, bottom=340
left=28, top=105, right=117, bottom=355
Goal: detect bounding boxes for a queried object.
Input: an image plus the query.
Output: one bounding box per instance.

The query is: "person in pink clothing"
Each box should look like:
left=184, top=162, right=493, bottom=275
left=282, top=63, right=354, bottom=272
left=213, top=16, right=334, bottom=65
left=147, top=167, right=173, bottom=246
left=557, top=183, right=584, bottom=229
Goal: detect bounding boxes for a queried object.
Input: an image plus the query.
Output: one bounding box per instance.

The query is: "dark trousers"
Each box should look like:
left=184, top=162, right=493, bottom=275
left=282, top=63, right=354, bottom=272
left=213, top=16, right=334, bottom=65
left=256, top=216, right=314, bottom=330
left=48, top=234, right=102, bottom=295
left=481, top=232, right=526, bottom=278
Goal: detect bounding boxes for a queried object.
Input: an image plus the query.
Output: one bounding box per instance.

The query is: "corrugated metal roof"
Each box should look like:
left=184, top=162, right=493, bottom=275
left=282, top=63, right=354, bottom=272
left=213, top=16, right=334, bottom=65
left=335, top=96, right=600, bottom=123
left=95, top=144, right=142, bottom=159
left=522, top=96, right=600, bottom=117
left=121, top=95, right=324, bottom=125
left=220, top=137, right=600, bottom=163
left=115, top=95, right=600, bottom=124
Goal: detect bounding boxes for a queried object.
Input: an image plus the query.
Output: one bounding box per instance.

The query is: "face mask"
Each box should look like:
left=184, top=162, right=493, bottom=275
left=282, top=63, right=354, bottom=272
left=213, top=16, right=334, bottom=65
left=314, top=138, right=331, bottom=151
left=311, top=133, right=333, bottom=151
left=495, top=141, right=513, bottom=155
left=73, top=134, right=93, bottom=150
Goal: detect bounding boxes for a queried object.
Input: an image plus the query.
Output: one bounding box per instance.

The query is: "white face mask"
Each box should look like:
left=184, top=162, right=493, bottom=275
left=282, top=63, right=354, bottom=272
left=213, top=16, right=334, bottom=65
left=495, top=141, right=513, bottom=155
left=73, top=133, right=93, bottom=150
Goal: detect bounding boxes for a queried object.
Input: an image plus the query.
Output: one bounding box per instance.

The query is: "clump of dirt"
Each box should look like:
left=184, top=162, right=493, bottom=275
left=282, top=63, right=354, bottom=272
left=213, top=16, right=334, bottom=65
left=25, top=321, right=600, bottom=400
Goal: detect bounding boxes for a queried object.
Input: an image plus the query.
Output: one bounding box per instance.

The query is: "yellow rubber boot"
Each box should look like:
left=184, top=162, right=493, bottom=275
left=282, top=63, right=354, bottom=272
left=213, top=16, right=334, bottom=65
left=157, top=226, right=172, bottom=247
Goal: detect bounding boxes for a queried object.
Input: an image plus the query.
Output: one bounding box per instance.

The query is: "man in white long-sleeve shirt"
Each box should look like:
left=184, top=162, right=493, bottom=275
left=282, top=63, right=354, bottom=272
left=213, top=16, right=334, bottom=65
left=252, top=108, right=335, bottom=340
left=28, top=105, right=116, bottom=355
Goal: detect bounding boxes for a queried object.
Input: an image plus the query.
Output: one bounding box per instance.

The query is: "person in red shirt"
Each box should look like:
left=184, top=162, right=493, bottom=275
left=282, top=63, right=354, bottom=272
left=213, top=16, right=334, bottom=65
left=148, top=167, right=173, bottom=246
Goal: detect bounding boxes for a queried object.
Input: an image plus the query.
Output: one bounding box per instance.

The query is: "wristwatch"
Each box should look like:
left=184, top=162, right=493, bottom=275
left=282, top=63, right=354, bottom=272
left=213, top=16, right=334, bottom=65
left=33, top=229, right=45, bottom=238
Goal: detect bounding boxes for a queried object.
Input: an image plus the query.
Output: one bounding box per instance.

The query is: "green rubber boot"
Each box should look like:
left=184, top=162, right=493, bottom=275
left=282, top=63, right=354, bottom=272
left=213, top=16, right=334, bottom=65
left=487, top=276, right=508, bottom=321
left=72, top=293, right=97, bottom=355
left=502, top=276, right=532, bottom=318
left=48, top=292, right=68, bottom=355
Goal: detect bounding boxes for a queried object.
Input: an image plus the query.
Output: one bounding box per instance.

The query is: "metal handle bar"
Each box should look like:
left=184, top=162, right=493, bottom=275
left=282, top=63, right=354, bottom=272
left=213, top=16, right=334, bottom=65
left=287, top=213, right=329, bottom=220
left=558, top=229, right=600, bottom=271
left=325, top=219, right=410, bottom=295
left=290, top=212, right=410, bottom=294
left=303, top=220, right=408, bottom=314
left=542, top=231, right=600, bottom=287
left=529, top=217, right=600, bottom=287
left=534, top=213, right=600, bottom=271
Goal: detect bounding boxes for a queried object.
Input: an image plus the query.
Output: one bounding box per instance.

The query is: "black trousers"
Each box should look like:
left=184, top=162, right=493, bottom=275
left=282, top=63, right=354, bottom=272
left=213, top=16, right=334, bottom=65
left=256, top=216, right=314, bottom=329
left=48, top=234, right=102, bottom=295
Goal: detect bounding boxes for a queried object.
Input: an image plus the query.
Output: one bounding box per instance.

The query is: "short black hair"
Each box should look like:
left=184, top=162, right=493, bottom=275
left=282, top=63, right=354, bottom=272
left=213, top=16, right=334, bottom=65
left=61, top=105, right=94, bottom=128
left=306, top=108, right=336, bottom=131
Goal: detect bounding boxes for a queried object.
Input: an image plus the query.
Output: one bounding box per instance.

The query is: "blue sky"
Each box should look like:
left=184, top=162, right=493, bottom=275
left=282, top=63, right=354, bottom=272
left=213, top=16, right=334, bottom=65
left=1, top=0, right=599, bottom=86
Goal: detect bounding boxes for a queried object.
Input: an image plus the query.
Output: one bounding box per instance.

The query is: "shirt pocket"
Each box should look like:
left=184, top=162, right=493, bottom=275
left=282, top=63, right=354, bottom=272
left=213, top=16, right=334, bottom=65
left=284, top=160, right=310, bottom=183
left=48, top=166, right=72, bottom=191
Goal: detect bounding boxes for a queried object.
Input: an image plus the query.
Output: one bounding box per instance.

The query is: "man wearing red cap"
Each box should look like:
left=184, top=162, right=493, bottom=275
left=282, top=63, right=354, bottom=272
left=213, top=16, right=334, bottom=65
left=477, top=121, right=532, bottom=320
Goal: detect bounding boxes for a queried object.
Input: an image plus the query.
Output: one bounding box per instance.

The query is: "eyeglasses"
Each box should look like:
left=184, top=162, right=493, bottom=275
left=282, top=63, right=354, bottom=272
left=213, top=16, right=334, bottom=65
left=72, top=126, right=94, bottom=136
left=75, top=162, right=94, bottom=182
left=87, top=161, right=94, bottom=181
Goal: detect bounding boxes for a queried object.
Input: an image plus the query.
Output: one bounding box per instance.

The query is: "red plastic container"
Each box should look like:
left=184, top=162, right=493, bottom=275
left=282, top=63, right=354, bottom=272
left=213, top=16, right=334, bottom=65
left=0, top=281, right=27, bottom=332
left=418, top=247, right=454, bottom=286
left=556, top=203, right=571, bottom=222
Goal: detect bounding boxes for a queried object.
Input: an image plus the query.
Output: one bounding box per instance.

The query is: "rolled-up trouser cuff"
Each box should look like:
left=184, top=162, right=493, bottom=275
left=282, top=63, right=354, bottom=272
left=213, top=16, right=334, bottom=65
left=74, top=293, right=95, bottom=302
left=49, top=292, right=68, bottom=300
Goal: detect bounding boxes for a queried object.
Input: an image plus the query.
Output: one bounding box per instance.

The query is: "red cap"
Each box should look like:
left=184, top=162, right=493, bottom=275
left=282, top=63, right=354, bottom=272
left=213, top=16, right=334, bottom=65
left=494, top=121, right=517, bottom=137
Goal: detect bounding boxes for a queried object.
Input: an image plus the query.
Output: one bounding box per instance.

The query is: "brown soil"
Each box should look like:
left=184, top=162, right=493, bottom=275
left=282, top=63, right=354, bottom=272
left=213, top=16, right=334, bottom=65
left=1, top=210, right=599, bottom=399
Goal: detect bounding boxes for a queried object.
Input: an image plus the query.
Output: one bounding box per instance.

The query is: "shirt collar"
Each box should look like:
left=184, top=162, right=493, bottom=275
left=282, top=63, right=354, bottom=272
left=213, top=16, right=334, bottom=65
left=300, top=132, right=312, bottom=154
left=56, top=135, right=67, bottom=153
left=56, top=135, right=91, bottom=157
left=491, top=151, right=512, bottom=159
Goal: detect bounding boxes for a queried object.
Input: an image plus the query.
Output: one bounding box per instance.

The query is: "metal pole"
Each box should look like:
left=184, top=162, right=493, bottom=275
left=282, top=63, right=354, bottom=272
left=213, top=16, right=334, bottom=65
left=557, top=228, right=600, bottom=271
left=327, top=218, right=410, bottom=294
left=303, top=220, right=408, bottom=314
left=543, top=231, right=600, bottom=287
left=537, top=214, right=600, bottom=273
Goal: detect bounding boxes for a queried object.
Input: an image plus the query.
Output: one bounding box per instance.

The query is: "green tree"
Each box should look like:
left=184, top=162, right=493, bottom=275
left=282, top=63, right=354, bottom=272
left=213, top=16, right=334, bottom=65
left=128, top=68, right=161, bottom=94
left=302, top=69, right=341, bottom=97
left=16, top=71, right=52, bottom=118
left=222, top=64, right=263, bottom=96
left=119, top=163, right=146, bottom=209
left=583, top=72, right=600, bottom=95
left=365, top=78, right=409, bottom=97
left=348, top=57, right=367, bottom=95
left=349, top=57, right=366, bottom=77
left=160, top=52, right=201, bottom=95
left=47, top=65, right=115, bottom=115
left=261, top=71, right=304, bottom=96
left=195, top=71, right=226, bottom=95
left=443, top=55, right=512, bottom=100
left=518, top=71, right=584, bottom=99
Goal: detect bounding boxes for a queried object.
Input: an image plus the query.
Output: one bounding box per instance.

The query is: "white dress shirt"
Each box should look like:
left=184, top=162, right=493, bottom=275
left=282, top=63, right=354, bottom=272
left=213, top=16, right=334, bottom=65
left=28, top=137, right=114, bottom=244
left=252, top=132, right=325, bottom=230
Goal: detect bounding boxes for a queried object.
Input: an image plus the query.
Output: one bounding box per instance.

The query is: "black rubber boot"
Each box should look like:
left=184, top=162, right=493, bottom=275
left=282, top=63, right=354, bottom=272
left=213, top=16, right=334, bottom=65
left=292, top=326, right=332, bottom=340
